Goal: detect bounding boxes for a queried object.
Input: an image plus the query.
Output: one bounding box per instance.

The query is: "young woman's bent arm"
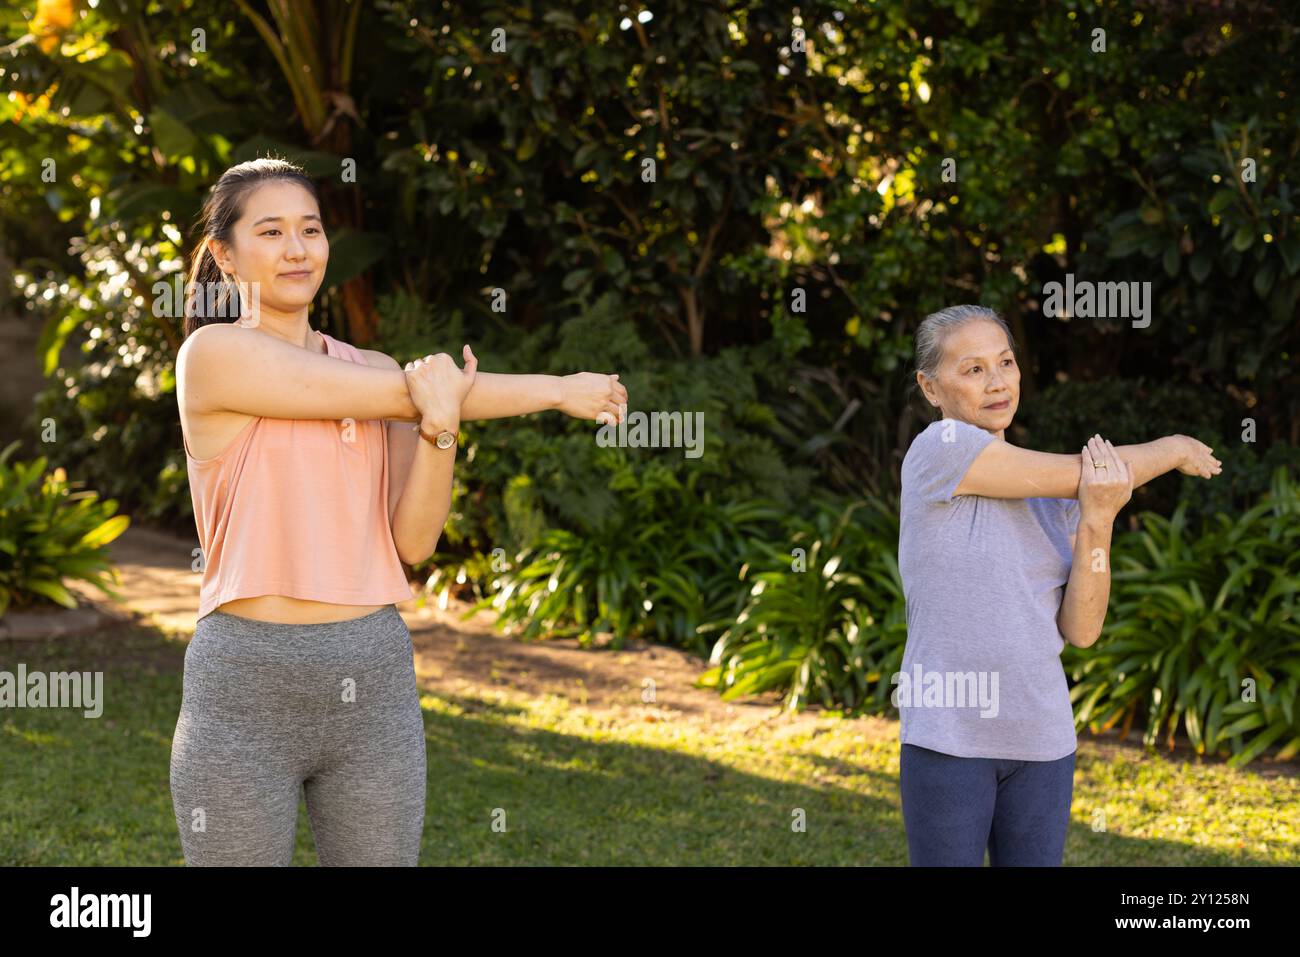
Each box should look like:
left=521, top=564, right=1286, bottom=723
left=177, top=323, right=420, bottom=422
left=954, top=435, right=1184, bottom=499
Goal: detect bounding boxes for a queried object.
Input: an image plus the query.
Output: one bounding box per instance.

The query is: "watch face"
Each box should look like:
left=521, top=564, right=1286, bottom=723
left=436, top=432, right=455, bottom=449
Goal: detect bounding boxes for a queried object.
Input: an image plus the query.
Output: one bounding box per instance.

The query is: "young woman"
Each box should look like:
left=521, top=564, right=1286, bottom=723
left=168, top=157, right=629, bottom=866
left=896, top=304, right=1221, bottom=866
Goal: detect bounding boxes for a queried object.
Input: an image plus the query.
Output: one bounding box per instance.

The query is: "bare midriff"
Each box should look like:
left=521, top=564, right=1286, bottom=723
left=214, top=594, right=390, bottom=624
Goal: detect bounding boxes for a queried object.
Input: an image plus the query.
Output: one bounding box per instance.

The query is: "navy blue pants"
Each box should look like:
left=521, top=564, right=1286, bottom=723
left=899, top=743, right=1076, bottom=866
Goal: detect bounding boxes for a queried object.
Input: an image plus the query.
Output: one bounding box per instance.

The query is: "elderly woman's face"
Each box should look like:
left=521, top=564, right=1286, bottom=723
left=918, top=319, right=1019, bottom=432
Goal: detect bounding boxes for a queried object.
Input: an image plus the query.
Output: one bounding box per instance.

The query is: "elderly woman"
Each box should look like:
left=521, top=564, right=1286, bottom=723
left=896, top=304, right=1221, bottom=866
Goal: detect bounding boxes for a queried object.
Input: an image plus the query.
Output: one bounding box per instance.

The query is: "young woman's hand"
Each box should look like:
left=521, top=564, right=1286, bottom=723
left=404, top=345, right=478, bottom=432
left=1167, top=434, right=1223, bottom=478
left=559, top=371, right=628, bottom=426
left=1078, top=435, right=1133, bottom=522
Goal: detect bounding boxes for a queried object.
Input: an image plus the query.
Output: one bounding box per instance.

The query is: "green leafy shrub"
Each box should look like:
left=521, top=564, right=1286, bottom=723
left=20, top=231, right=191, bottom=533
left=698, top=493, right=907, bottom=713
left=372, top=289, right=470, bottom=366
left=410, top=300, right=817, bottom=633
left=445, top=464, right=786, bottom=654
left=29, top=364, right=188, bottom=531
left=0, top=440, right=128, bottom=615
left=1064, top=466, right=1300, bottom=767
left=1015, top=376, right=1223, bottom=454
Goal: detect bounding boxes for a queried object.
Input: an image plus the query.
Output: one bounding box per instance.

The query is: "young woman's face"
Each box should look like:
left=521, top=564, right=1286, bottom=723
left=210, top=180, right=327, bottom=315
left=918, top=319, right=1020, bottom=431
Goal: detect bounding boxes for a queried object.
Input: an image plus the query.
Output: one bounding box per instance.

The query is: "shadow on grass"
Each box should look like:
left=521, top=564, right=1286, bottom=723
left=0, top=621, right=1288, bottom=866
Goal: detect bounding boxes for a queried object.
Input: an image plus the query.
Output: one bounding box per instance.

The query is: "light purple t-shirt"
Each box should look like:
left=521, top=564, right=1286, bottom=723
left=896, top=417, right=1080, bottom=761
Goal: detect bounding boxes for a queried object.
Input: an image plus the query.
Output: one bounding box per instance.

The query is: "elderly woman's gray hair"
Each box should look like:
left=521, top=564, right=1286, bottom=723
left=911, top=305, right=1017, bottom=408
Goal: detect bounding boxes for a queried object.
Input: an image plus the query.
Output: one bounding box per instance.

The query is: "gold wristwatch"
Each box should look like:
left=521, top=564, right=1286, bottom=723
left=416, top=423, right=458, bottom=450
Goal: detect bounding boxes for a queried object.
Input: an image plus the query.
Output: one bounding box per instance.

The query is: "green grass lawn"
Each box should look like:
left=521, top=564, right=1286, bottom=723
left=2, top=621, right=1296, bottom=866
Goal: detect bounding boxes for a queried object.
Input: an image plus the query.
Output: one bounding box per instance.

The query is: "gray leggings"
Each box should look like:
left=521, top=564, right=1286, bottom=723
left=169, top=604, right=426, bottom=866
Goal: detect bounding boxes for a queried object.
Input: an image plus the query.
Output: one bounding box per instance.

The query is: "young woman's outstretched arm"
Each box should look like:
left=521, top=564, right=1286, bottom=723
left=178, top=323, right=422, bottom=423
left=953, top=432, right=1221, bottom=500
left=181, top=325, right=628, bottom=426
left=457, top=371, right=628, bottom=424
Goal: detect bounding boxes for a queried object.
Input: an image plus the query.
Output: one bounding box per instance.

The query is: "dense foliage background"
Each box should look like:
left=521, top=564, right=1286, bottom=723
left=2, top=0, right=1297, bottom=762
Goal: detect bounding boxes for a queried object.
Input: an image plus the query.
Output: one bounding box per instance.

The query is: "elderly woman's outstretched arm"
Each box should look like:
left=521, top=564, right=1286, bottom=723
left=954, top=433, right=1221, bottom=500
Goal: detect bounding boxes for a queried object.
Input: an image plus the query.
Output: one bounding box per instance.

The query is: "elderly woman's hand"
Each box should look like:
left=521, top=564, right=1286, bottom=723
left=1167, top=434, right=1222, bottom=478
left=1078, top=434, right=1132, bottom=521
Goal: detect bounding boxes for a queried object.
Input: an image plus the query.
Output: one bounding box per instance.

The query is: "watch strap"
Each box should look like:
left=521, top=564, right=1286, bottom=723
left=417, top=424, right=457, bottom=448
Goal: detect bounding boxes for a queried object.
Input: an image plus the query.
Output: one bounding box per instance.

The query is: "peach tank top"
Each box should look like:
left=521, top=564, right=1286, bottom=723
left=182, top=330, right=413, bottom=621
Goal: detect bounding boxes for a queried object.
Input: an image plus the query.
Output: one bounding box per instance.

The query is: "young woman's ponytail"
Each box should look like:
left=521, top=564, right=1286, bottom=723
left=183, top=237, right=239, bottom=333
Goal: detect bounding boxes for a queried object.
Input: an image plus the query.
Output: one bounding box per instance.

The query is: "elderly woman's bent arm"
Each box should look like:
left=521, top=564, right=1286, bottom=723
left=1056, top=516, right=1116, bottom=648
